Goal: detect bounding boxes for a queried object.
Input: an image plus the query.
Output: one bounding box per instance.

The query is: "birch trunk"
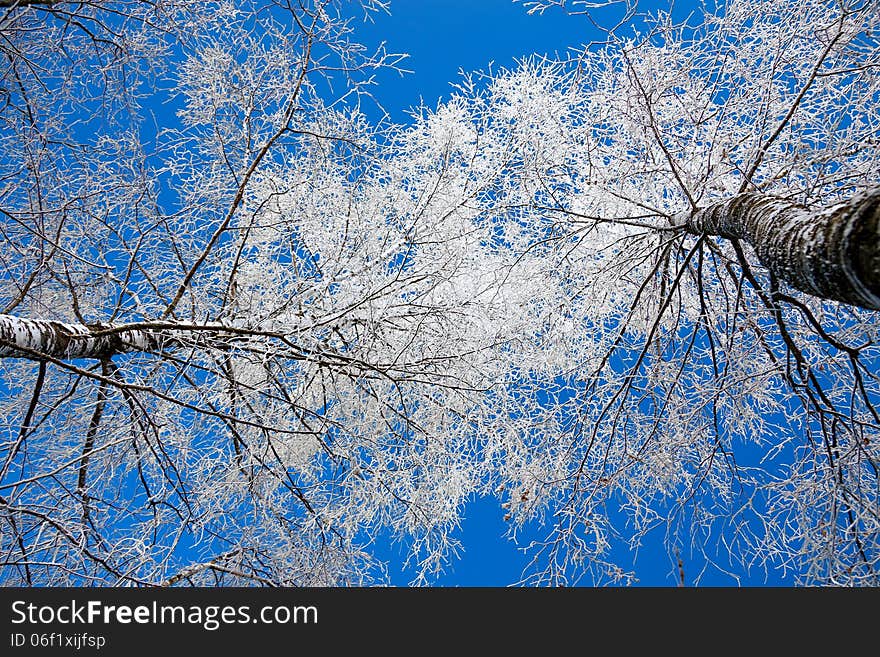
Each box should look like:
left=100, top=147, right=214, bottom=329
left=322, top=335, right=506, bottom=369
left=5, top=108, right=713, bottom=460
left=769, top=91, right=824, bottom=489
left=680, top=188, right=880, bottom=310
left=0, top=316, right=174, bottom=360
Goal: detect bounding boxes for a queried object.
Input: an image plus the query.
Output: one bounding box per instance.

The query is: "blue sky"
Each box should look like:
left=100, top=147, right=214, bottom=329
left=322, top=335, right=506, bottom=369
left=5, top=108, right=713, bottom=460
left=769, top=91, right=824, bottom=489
left=352, top=0, right=610, bottom=123
left=344, top=0, right=793, bottom=587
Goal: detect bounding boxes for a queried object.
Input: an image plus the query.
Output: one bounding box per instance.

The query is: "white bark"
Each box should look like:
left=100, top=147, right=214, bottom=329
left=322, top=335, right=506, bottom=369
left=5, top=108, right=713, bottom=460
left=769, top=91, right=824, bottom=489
left=681, top=188, right=880, bottom=310
left=0, top=315, right=172, bottom=360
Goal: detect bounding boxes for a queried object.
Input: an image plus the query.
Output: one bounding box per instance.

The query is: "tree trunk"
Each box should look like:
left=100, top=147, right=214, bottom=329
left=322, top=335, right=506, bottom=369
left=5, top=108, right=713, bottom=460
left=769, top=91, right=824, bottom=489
left=0, top=1, right=63, bottom=8
left=0, top=315, right=171, bottom=360
left=679, top=188, right=880, bottom=310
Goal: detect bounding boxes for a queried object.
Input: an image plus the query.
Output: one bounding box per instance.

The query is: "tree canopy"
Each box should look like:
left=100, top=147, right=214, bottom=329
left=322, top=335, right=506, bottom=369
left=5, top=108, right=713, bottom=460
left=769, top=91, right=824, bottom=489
left=0, top=0, right=878, bottom=586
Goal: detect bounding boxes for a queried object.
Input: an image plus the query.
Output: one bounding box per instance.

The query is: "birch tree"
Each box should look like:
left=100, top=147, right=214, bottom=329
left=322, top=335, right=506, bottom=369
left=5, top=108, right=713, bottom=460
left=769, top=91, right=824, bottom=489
left=0, top=0, right=878, bottom=586
left=483, top=0, right=880, bottom=585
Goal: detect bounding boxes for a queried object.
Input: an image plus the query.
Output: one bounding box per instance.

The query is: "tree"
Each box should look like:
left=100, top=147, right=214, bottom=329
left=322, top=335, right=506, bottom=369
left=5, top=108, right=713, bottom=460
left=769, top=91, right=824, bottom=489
left=0, top=0, right=877, bottom=586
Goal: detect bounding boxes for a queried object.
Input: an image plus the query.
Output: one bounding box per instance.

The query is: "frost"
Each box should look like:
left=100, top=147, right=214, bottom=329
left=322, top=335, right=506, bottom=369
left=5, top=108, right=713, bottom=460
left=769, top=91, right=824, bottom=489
left=1, top=0, right=879, bottom=587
